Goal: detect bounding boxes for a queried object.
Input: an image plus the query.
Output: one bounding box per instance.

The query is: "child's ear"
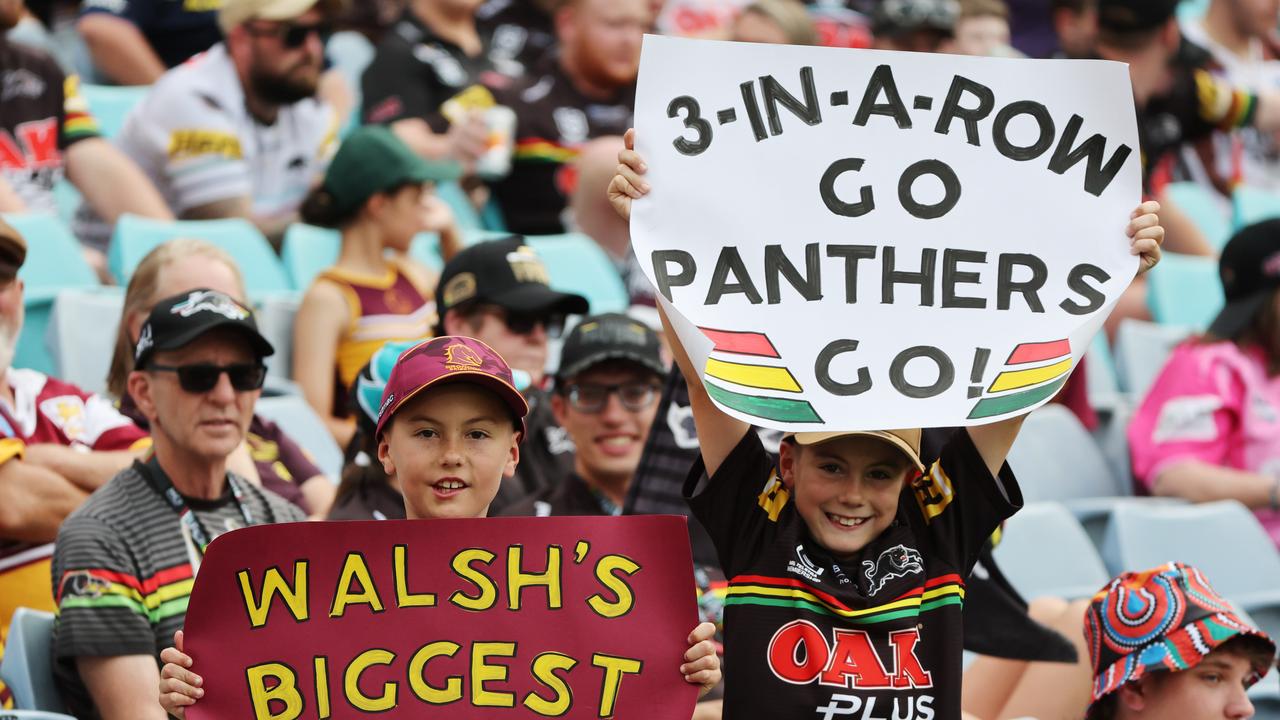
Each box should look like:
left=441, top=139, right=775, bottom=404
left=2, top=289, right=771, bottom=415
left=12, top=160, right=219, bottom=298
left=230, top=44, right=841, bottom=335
left=503, top=430, right=521, bottom=478
left=550, top=392, right=567, bottom=426
left=1117, top=679, right=1149, bottom=712
left=778, top=441, right=799, bottom=489
left=377, top=436, right=395, bottom=477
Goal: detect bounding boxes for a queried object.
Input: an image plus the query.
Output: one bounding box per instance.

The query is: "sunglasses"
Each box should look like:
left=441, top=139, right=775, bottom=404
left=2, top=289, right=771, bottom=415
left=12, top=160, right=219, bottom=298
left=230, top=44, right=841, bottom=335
left=148, top=363, right=267, bottom=393
left=485, top=308, right=566, bottom=338
left=563, top=382, right=661, bottom=414
left=246, top=21, right=332, bottom=49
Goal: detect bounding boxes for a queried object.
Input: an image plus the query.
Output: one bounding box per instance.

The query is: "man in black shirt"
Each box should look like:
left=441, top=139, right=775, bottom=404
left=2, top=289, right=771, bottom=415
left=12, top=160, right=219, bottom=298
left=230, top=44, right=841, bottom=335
left=476, top=0, right=559, bottom=77
left=489, top=0, right=645, bottom=235
left=78, top=0, right=222, bottom=85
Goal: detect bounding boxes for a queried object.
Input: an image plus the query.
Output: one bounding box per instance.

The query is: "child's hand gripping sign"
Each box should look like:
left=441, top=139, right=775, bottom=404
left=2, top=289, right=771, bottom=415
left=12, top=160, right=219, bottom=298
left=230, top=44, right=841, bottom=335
left=630, top=35, right=1145, bottom=431
left=181, top=516, right=702, bottom=719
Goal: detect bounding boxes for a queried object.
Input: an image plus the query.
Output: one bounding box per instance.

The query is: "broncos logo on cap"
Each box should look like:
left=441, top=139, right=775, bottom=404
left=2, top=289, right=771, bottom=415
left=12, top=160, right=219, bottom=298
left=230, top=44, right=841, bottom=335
left=444, top=343, right=484, bottom=371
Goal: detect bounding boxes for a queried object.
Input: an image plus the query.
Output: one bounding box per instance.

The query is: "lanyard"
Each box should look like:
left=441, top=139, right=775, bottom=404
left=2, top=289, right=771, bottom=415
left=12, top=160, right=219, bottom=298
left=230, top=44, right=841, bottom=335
left=134, top=457, right=256, bottom=558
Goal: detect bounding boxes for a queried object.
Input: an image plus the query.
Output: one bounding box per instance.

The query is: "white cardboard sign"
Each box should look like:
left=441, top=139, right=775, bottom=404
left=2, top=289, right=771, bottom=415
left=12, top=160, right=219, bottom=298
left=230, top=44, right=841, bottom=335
left=631, top=35, right=1141, bottom=430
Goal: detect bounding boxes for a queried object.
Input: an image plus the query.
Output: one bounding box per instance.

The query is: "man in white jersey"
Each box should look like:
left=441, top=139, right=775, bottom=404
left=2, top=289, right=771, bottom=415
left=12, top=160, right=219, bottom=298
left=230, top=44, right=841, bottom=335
left=115, top=0, right=341, bottom=248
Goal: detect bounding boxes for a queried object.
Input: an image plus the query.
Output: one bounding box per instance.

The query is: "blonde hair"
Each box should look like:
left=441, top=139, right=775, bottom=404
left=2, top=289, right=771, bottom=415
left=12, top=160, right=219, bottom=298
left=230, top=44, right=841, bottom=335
left=740, top=0, right=818, bottom=45
left=106, top=239, right=246, bottom=399
left=960, top=0, right=1009, bottom=20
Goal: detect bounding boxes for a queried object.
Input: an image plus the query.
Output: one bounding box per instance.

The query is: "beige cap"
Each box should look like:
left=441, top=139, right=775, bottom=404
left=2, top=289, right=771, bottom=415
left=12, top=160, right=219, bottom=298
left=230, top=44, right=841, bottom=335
left=787, top=428, right=926, bottom=473
left=0, top=218, right=28, bottom=269
left=218, top=0, right=342, bottom=34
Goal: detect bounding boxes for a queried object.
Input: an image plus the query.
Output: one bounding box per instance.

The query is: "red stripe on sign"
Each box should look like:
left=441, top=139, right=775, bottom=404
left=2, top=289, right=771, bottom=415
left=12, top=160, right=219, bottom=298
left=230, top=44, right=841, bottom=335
left=700, top=328, right=780, bottom=358
left=1006, top=339, right=1071, bottom=365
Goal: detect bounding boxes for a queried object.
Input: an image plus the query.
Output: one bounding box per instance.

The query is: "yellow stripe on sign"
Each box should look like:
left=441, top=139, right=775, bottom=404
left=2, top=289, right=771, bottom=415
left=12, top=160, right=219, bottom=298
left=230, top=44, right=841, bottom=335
left=987, top=357, right=1073, bottom=393
left=705, top=358, right=802, bottom=393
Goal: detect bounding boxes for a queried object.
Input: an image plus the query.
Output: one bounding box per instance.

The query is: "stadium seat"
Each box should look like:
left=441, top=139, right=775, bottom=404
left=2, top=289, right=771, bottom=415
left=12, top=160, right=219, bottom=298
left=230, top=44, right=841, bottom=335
left=79, top=83, right=148, bottom=139
left=1007, top=404, right=1126, bottom=503
left=1100, top=500, right=1280, bottom=639
left=436, top=182, right=483, bottom=230
left=0, top=608, right=72, bottom=714
left=108, top=215, right=291, bottom=297
left=1233, top=185, right=1280, bottom=233
left=1163, top=181, right=1230, bottom=249
left=526, top=234, right=629, bottom=314
left=324, top=31, right=374, bottom=135
left=409, top=232, right=444, bottom=272
left=3, top=213, right=100, bottom=376
left=992, top=502, right=1111, bottom=600
left=255, top=294, right=300, bottom=380
left=253, top=395, right=343, bottom=481
left=48, top=287, right=124, bottom=396
left=1112, top=319, right=1193, bottom=402
left=481, top=197, right=508, bottom=232
left=1145, top=251, right=1223, bottom=329
left=280, top=223, right=341, bottom=291
left=1084, top=331, right=1120, bottom=412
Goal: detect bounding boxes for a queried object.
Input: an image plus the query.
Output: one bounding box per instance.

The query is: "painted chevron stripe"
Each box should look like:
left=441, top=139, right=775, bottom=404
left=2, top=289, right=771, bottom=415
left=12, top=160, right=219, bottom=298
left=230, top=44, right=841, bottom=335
left=705, top=380, right=823, bottom=423
left=969, top=338, right=1073, bottom=419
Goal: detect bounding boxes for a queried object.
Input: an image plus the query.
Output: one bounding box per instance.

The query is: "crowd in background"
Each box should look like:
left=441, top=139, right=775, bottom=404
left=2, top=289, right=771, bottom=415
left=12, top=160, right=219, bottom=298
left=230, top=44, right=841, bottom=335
left=0, top=0, right=1279, bottom=718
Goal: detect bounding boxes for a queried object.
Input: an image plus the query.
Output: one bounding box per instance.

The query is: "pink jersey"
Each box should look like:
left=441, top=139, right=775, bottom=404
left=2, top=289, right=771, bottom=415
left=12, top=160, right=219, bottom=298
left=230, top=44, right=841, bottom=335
left=1128, top=340, right=1280, bottom=546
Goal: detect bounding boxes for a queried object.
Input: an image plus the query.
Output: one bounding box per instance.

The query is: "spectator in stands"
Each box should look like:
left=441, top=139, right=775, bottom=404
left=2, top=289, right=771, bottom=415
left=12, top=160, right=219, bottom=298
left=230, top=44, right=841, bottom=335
left=501, top=313, right=664, bottom=516
left=77, top=0, right=222, bottom=85
left=489, top=0, right=646, bottom=236
left=1131, top=219, right=1280, bottom=549
left=0, top=0, right=172, bottom=276
left=294, top=126, right=462, bottom=449
left=1180, top=0, right=1280, bottom=194
left=947, top=0, right=1019, bottom=56
left=52, top=289, right=303, bottom=720
left=0, top=218, right=150, bottom=710
left=327, top=339, right=413, bottom=521
left=107, top=239, right=335, bottom=519
left=361, top=0, right=513, bottom=169
left=1051, top=0, right=1097, bottom=58
left=115, top=0, right=342, bottom=248
left=730, top=0, right=817, bottom=45
left=477, top=0, right=559, bottom=76
left=871, top=0, right=959, bottom=53
left=435, top=236, right=588, bottom=509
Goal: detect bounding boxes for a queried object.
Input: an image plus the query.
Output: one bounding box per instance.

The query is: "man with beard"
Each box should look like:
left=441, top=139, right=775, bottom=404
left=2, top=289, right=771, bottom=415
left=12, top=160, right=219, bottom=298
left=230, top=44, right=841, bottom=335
left=488, top=0, right=647, bottom=235
left=114, top=0, right=343, bottom=248
left=0, top=218, right=151, bottom=709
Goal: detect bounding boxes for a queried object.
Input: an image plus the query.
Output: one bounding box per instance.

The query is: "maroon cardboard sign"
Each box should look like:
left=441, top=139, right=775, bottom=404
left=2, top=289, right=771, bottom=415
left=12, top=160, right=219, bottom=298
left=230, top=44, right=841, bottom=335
left=184, top=516, right=699, bottom=719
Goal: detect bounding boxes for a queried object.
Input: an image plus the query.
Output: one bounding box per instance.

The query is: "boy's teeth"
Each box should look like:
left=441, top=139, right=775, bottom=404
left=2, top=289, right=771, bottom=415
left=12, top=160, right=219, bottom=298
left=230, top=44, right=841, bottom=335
left=830, top=514, right=866, bottom=527
left=438, top=480, right=464, bottom=490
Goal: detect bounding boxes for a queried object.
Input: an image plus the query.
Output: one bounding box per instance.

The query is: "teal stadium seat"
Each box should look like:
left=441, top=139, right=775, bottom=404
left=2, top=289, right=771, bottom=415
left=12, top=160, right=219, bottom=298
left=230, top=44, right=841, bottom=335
left=1145, top=251, right=1223, bottom=329
left=0, top=607, right=74, bottom=715
left=1233, top=185, right=1280, bottom=232
left=79, top=83, right=148, bottom=139
left=48, top=287, right=123, bottom=396
left=526, top=234, right=629, bottom=314
left=280, top=223, right=341, bottom=291
left=1163, top=181, right=1231, bottom=250
left=108, top=214, right=291, bottom=297
left=323, top=31, right=374, bottom=136
left=992, top=502, right=1111, bottom=600
left=3, top=213, right=99, bottom=376
left=435, top=182, right=483, bottom=230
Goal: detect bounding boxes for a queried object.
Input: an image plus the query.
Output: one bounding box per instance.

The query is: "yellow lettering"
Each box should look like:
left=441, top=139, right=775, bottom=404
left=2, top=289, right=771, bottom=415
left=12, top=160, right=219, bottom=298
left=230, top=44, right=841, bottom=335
left=523, top=651, right=577, bottom=717
left=448, top=548, right=497, bottom=611
left=343, top=649, right=397, bottom=712
left=314, top=656, right=330, bottom=718
left=591, top=654, right=642, bottom=718
left=330, top=553, right=384, bottom=618
left=508, top=545, right=562, bottom=610
left=471, top=641, right=517, bottom=708
left=246, top=662, right=302, bottom=720
left=408, top=641, right=463, bottom=704
left=394, top=544, right=436, bottom=608
left=238, top=562, right=309, bottom=628
left=587, top=555, right=640, bottom=619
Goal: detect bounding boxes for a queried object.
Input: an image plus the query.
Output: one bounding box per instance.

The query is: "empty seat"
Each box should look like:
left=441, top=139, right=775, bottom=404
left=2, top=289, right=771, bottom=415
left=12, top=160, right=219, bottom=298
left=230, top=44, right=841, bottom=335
left=1233, top=185, right=1280, bottom=233
left=0, top=607, right=71, bottom=714
left=435, top=182, right=482, bottom=230
left=48, top=287, right=124, bottom=396
left=1085, top=331, right=1121, bottom=412
left=1145, top=251, right=1223, bottom=329
left=253, top=395, right=343, bottom=480
left=992, top=502, right=1110, bottom=600
left=280, top=223, right=341, bottom=291
left=108, top=215, right=291, bottom=297
left=526, top=234, right=629, bottom=314
left=1007, top=404, right=1125, bottom=504
left=79, top=83, right=149, bottom=139
left=1164, top=181, right=1230, bottom=249
left=255, top=294, right=301, bottom=380
left=1112, top=319, right=1193, bottom=402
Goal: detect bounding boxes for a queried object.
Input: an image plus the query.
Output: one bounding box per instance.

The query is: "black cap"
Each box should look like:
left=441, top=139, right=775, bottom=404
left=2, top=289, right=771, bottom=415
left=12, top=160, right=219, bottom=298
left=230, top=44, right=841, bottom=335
left=1207, top=219, right=1280, bottom=340
left=435, top=236, right=589, bottom=328
left=872, top=0, right=959, bottom=36
left=556, top=313, right=665, bottom=385
left=135, top=289, right=275, bottom=368
left=1097, top=0, right=1179, bottom=33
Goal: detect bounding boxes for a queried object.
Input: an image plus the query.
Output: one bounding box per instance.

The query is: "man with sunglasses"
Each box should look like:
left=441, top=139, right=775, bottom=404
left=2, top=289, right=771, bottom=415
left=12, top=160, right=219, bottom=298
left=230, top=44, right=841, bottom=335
left=114, top=0, right=342, bottom=249
left=436, top=235, right=589, bottom=510
left=50, top=288, right=304, bottom=720
left=500, top=312, right=665, bottom=518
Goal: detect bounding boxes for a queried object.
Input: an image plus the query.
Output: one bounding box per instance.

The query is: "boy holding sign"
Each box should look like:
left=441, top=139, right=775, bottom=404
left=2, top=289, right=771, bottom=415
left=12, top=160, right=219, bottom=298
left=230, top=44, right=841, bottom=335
left=157, top=336, right=721, bottom=717
left=609, top=129, right=1163, bottom=719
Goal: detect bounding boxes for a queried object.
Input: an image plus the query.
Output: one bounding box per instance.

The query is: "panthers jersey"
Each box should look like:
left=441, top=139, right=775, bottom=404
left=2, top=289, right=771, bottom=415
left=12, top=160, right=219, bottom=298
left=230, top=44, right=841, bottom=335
left=685, top=431, right=1020, bottom=720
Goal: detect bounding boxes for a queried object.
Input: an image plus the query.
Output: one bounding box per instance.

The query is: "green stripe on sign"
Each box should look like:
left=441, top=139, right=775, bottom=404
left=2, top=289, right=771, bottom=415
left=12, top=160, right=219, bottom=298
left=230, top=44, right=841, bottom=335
left=967, top=376, right=1069, bottom=420
left=705, top=380, right=823, bottom=423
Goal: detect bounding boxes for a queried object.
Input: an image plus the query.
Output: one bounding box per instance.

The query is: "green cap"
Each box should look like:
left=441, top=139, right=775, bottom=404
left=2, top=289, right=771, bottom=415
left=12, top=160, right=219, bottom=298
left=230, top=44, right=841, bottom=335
left=322, top=126, right=463, bottom=217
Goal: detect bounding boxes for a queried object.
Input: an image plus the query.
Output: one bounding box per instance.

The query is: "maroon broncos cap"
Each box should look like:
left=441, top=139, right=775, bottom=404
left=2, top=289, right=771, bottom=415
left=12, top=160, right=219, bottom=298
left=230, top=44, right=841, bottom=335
left=374, top=336, right=529, bottom=440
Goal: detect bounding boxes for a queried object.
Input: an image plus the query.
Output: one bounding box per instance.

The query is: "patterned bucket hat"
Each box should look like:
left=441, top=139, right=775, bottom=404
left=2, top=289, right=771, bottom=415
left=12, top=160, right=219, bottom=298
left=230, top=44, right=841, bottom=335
left=1086, top=562, right=1276, bottom=709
